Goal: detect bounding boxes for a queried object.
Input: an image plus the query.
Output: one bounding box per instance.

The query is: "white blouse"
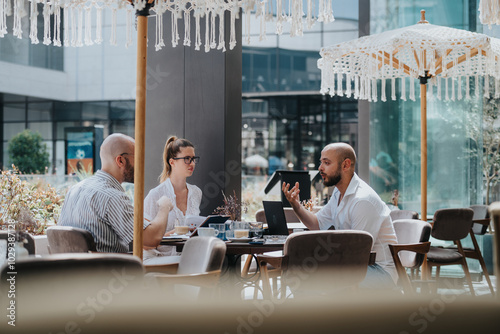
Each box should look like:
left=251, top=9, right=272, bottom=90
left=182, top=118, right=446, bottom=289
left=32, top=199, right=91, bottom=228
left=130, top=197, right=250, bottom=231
left=144, top=178, right=202, bottom=231
left=143, top=178, right=202, bottom=258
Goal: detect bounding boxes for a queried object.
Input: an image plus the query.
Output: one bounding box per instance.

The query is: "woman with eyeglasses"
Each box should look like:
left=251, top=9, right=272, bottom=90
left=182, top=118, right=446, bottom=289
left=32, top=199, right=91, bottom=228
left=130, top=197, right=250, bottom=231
left=143, top=136, right=202, bottom=261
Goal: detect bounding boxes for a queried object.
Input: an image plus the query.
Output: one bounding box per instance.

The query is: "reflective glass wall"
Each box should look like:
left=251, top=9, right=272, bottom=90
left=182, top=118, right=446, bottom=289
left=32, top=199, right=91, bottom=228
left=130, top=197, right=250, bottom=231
left=241, top=5, right=360, bottom=208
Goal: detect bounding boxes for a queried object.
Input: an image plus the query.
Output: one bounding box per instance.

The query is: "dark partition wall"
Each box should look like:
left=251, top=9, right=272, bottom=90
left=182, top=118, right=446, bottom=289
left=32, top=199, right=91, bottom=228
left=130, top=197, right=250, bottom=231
left=145, top=13, right=242, bottom=216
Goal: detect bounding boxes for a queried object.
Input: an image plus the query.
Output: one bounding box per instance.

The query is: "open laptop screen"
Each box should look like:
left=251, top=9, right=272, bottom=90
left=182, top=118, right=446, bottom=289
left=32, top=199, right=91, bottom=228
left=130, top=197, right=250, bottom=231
left=262, top=201, right=290, bottom=235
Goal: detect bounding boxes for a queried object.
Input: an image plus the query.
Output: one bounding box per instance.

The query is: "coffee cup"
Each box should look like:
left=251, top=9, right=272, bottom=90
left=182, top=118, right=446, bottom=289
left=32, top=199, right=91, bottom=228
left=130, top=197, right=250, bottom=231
left=174, top=225, right=189, bottom=235
left=197, top=227, right=216, bottom=237
left=234, top=229, right=249, bottom=238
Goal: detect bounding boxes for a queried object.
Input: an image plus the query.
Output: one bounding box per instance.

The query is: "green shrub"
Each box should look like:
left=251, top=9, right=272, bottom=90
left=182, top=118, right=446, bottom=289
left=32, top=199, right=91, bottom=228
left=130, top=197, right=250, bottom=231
left=8, top=130, right=50, bottom=174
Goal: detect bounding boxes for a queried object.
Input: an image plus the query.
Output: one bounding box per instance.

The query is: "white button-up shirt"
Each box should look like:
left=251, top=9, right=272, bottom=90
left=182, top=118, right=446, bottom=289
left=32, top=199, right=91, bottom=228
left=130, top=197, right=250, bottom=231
left=316, top=173, right=398, bottom=282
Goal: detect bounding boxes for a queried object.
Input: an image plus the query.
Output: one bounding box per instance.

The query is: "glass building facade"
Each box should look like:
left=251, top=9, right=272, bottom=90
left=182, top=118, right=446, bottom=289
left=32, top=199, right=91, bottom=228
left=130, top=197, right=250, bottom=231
left=1, top=95, right=135, bottom=175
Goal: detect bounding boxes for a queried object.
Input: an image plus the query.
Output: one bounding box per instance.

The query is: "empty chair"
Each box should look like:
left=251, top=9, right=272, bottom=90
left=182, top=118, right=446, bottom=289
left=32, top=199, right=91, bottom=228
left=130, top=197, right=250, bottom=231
left=390, top=210, right=419, bottom=221
left=426, top=208, right=476, bottom=296
left=466, top=205, right=494, bottom=295
left=389, top=219, right=432, bottom=294
left=46, top=226, right=96, bottom=253
left=258, top=230, right=373, bottom=298
left=0, top=231, right=35, bottom=256
left=150, top=236, right=226, bottom=298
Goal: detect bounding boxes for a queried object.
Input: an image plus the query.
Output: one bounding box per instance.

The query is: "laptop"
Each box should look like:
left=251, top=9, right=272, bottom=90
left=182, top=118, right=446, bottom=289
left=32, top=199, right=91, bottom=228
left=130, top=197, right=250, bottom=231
left=262, top=201, right=290, bottom=235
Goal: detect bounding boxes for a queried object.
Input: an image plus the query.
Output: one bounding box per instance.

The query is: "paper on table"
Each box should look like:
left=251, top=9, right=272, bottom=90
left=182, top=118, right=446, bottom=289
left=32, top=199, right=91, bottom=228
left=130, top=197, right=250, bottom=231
left=185, top=215, right=206, bottom=228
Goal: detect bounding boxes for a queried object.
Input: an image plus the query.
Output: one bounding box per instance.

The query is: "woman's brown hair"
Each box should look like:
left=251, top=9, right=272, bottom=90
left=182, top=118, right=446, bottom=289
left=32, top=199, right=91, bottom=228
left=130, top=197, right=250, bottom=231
left=159, top=136, right=195, bottom=183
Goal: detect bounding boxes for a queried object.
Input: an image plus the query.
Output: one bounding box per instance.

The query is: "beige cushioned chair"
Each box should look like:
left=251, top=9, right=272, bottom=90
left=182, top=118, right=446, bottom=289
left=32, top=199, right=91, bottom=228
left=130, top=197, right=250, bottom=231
left=46, top=225, right=97, bottom=253
left=389, top=219, right=431, bottom=294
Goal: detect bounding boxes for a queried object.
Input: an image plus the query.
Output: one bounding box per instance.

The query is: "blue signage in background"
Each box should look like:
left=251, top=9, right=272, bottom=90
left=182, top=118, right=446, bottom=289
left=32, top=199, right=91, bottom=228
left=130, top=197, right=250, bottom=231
left=65, top=130, right=94, bottom=175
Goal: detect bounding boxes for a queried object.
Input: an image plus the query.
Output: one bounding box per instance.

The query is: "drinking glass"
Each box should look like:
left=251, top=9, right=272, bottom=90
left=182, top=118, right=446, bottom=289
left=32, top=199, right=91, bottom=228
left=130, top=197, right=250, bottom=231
left=209, top=223, right=226, bottom=240
left=249, top=222, right=264, bottom=238
left=232, top=221, right=250, bottom=238
left=225, top=221, right=234, bottom=239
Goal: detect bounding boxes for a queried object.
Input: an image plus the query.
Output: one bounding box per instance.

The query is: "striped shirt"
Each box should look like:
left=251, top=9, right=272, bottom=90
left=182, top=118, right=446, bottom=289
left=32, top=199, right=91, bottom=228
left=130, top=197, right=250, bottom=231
left=59, top=170, right=150, bottom=253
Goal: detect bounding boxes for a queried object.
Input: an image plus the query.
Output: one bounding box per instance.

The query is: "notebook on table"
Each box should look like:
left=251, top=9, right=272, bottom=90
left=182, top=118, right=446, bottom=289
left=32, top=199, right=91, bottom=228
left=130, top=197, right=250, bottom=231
left=262, top=201, right=290, bottom=236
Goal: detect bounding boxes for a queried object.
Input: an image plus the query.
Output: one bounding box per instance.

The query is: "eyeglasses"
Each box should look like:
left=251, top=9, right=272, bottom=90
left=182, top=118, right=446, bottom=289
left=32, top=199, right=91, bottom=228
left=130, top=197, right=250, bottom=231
left=172, top=156, right=200, bottom=164
left=119, top=153, right=134, bottom=157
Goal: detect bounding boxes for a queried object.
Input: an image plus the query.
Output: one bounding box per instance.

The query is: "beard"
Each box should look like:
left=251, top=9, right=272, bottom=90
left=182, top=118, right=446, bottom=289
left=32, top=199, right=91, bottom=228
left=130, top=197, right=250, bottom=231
left=322, top=170, right=341, bottom=187
left=123, top=158, right=134, bottom=183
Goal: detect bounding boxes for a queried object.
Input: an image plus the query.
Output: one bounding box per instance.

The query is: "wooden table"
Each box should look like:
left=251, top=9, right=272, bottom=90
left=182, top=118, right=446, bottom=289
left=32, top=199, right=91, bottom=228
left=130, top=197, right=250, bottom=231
left=160, top=239, right=376, bottom=266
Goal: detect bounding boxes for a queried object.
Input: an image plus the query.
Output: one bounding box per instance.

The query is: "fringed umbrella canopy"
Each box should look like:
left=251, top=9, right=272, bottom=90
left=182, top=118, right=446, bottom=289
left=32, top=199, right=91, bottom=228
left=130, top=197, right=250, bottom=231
left=0, top=0, right=335, bottom=51
left=318, top=10, right=500, bottom=219
left=319, top=13, right=500, bottom=102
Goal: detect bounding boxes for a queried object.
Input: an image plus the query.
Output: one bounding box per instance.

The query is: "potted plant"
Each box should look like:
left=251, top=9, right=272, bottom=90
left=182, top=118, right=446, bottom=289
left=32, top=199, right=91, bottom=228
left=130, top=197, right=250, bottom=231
left=0, top=166, right=62, bottom=255
left=212, top=191, right=248, bottom=222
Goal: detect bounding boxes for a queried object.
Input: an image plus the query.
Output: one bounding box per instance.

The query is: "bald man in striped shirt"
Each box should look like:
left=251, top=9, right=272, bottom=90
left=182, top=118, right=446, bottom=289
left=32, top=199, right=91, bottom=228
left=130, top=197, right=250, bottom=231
left=59, top=133, right=173, bottom=253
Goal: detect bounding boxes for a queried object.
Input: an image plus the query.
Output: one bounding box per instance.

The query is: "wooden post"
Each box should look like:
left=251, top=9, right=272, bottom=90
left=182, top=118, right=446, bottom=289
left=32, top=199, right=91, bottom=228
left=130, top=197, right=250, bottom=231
left=420, top=81, right=429, bottom=280
left=420, top=83, right=427, bottom=222
left=133, top=11, right=149, bottom=260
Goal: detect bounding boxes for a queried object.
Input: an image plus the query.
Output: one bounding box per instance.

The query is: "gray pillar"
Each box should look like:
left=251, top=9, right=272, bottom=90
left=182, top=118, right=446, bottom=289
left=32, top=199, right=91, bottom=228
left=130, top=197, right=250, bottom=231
left=357, top=0, right=370, bottom=181
left=145, top=13, right=242, bottom=216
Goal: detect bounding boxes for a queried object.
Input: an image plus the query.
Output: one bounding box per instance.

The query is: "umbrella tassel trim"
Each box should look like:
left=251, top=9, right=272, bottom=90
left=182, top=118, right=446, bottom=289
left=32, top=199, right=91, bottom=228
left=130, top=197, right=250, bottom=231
left=401, top=77, right=406, bottom=101
left=217, top=9, right=225, bottom=51
left=53, top=2, right=61, bottom=46
left=0, top=0, right=6, bottom=37
left=13, top=0, right=27, bottom=39
left=391, top=78, right=396, bottom=100
left=475, top=75, right=480, bottom=98
left=437, top=76, right=442, bottom=100
left=336, top=72, right=343, bottom=96
left=183, top=9, right=191, bottom=47
left=484, top=75, right=490, bottom=98
left=84, top=6, right=93, bottom=46
left=29, top=0, right=39, bottom=44
left=373, top=78, right=378, bottom=102
left=465, top=76, right=470, bottom=100
left=109, top=8, right=117, bottom=46
left=409, top=77, right=415, bottom=101
left=63, top=5, right=69, bottom=46
left=345, top=74, right=352, bottom=98
left=445, top=77, right=449, bottom=101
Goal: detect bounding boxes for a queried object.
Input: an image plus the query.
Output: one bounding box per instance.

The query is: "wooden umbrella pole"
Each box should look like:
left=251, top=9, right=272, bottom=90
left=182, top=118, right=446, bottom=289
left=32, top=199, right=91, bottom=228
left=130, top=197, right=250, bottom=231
left=133, top=7, right=150, bottom=259
left=420, top=82, right=428, bottom=222
left=420, top=80, right=429, bottom=280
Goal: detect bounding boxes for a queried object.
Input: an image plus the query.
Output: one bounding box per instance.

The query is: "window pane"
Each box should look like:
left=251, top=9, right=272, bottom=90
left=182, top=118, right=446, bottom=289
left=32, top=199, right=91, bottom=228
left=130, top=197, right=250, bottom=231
left=111, top=120, right=135, bottom=137
left=3, top=105, right=26, bottom=122
left=56, top=122, right=81, bottom=140
left=110, top=101, right=135, bottom=120
left=54, top=102, right=81, bottom=121
left=29, top=122, right=52, bottom=140
left=4, top=123, right=25, bottom=141
left=82, top=102, right=109, bottom=121
left=28, top=102, right=52, bottom=121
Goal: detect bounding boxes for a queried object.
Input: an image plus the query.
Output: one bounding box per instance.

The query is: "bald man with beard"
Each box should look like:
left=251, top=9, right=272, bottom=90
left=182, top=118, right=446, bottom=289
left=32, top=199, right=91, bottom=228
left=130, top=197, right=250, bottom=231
left=282, top=143, right=398, bottom=289
left=59, top=133, right=173, bottom=253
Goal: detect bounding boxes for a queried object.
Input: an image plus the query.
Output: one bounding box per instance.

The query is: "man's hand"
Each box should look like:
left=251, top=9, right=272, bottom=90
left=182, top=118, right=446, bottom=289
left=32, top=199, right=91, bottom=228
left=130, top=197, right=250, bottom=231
left=282, top=181, right=301, bottom=208
left=157, top=196, right=173, bottom=212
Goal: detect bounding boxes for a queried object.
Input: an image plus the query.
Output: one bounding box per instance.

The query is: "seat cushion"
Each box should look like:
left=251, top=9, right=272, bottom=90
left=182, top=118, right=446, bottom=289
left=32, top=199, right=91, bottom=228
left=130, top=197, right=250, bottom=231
left=427, top=247, right=463, bottom=263
left=443, top=245, right=474, bottom=252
